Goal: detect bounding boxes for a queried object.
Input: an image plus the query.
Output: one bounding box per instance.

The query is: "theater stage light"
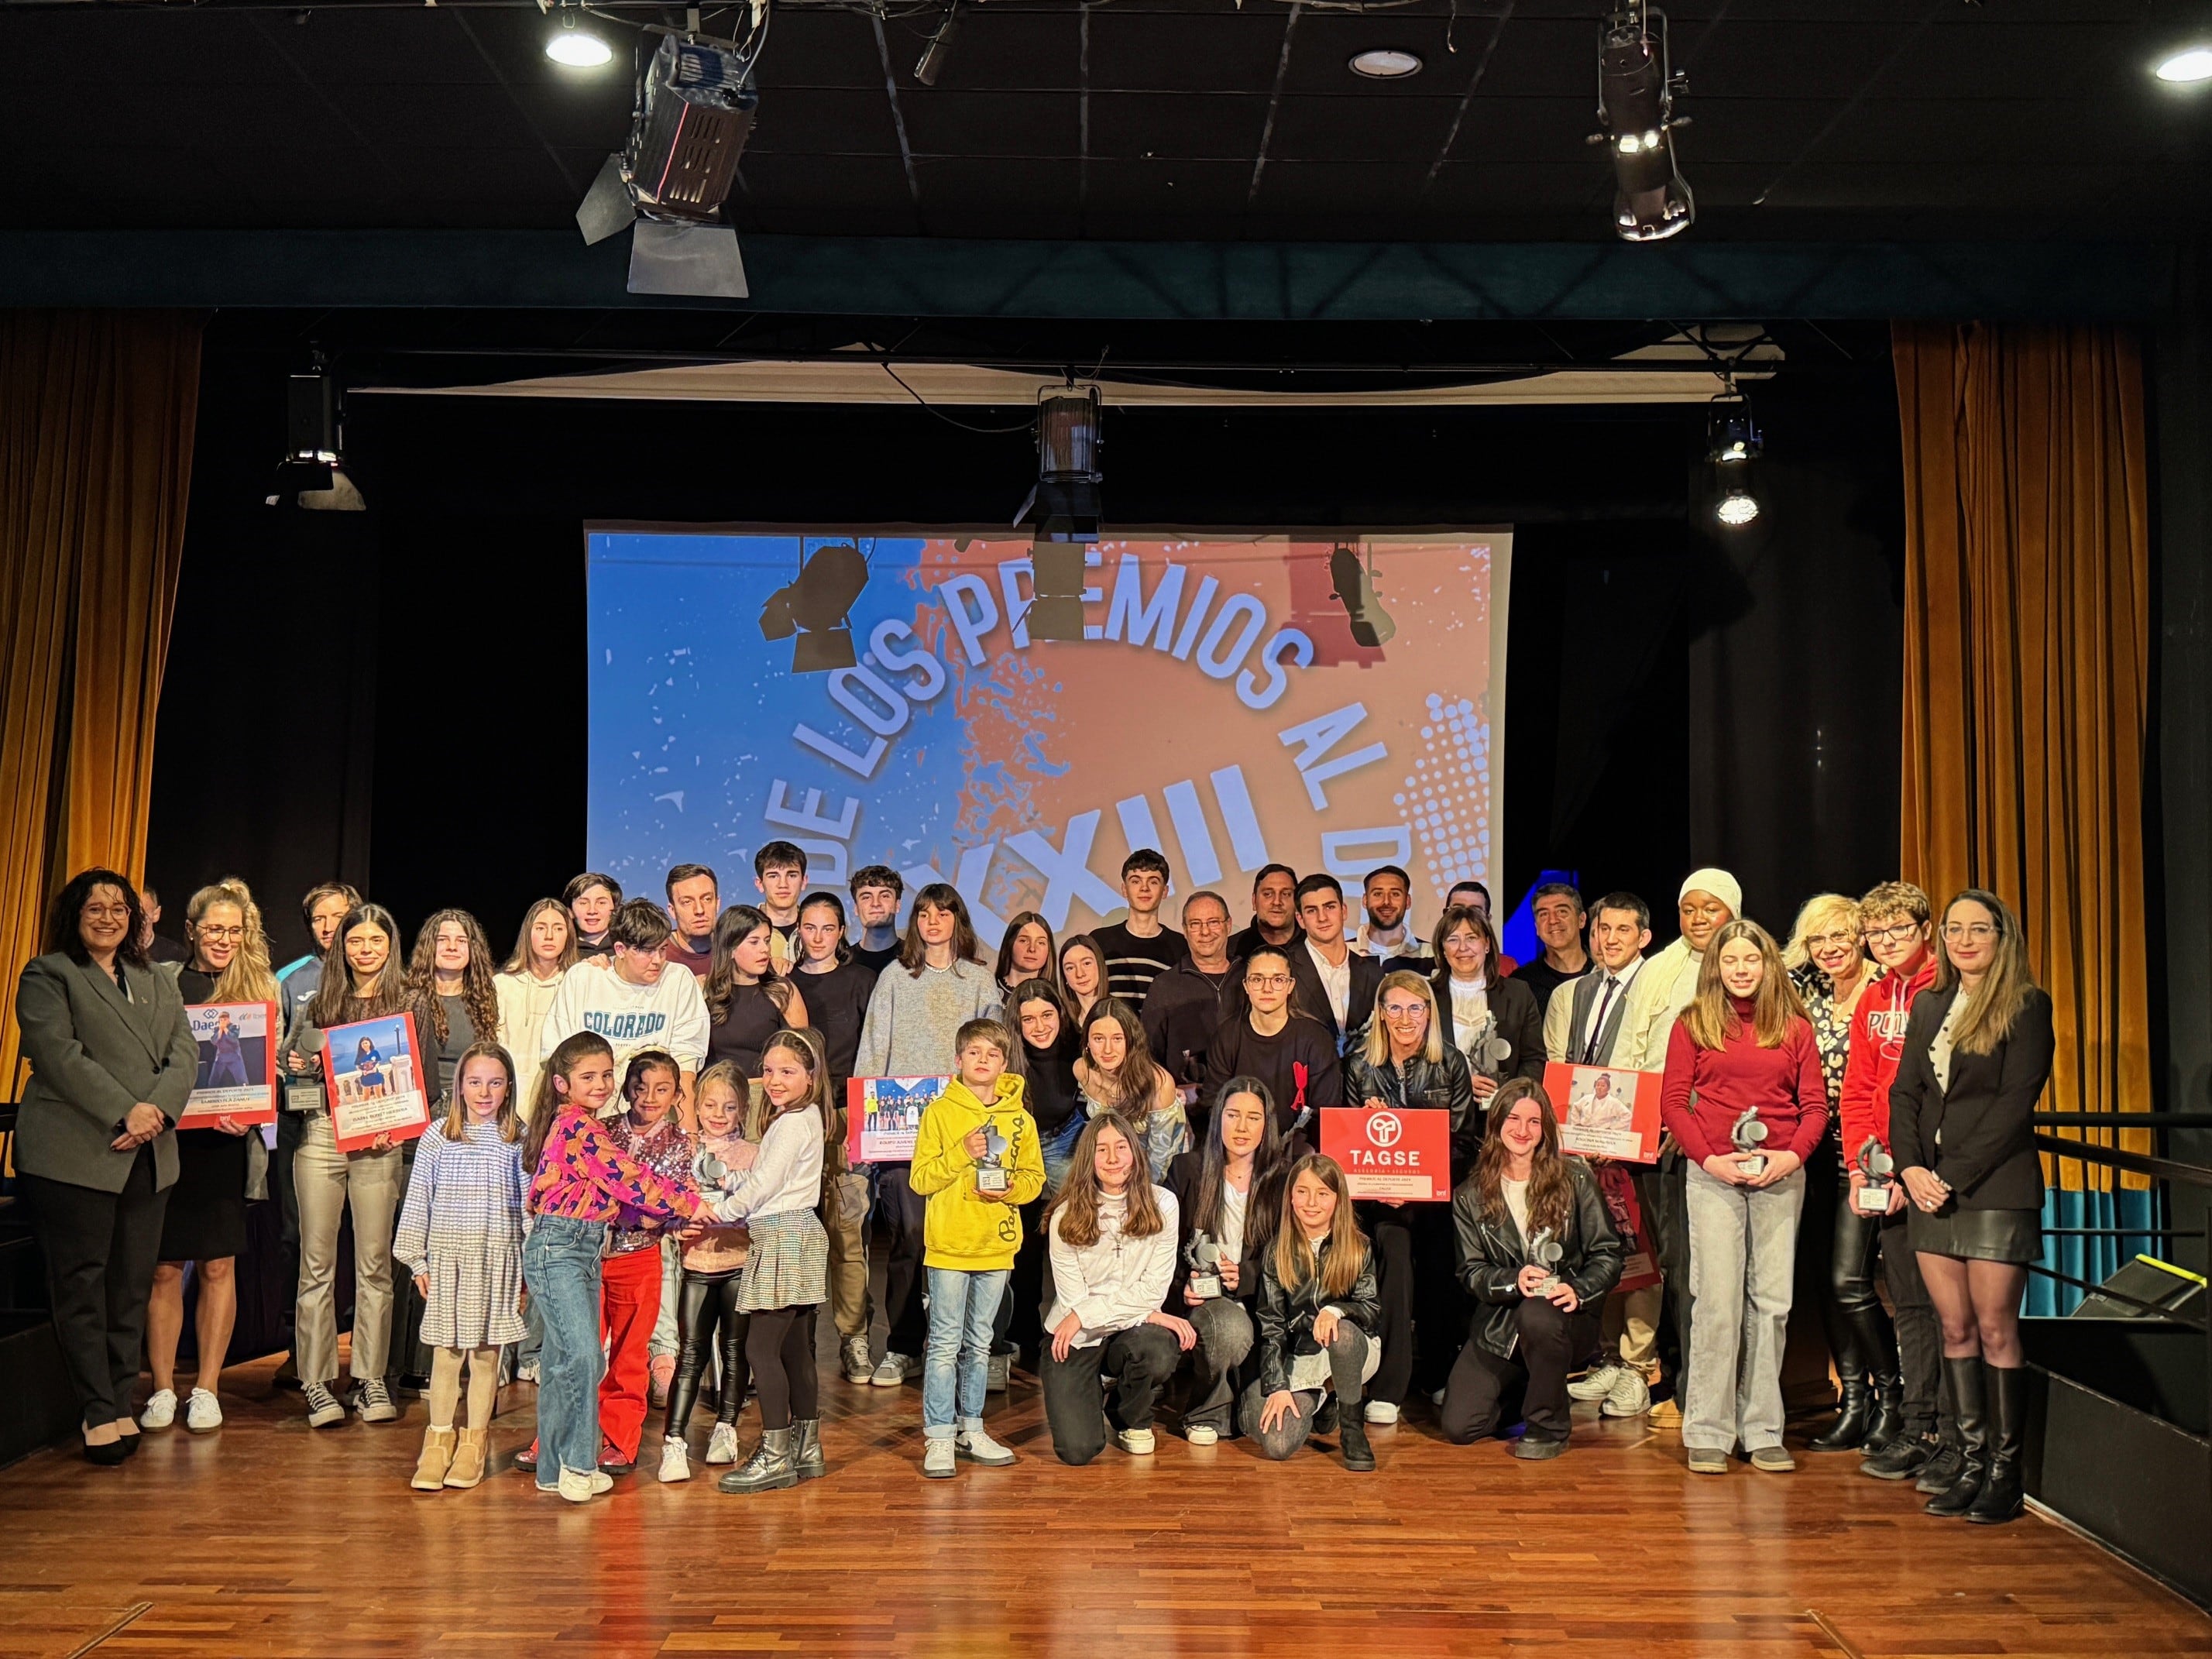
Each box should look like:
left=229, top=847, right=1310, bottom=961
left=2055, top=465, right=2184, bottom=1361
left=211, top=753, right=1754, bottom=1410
left=760, top=541, right=870, bottom=672
left=1592, top=4, right=1692, bottom=242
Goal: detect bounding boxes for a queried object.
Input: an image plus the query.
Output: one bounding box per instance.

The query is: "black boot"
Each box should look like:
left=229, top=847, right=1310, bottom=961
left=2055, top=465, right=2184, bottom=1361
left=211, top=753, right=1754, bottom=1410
left=1338, top=1416, right=1376, bottom=1472
left=1860, top=1377, right=1905, bottom=1455
left=1924, top=1358, right=1987, bottom=1517
left=1807, top=1378, right=1874, bottom=1452
left=1966, top=1365, right=2027, bottom=1524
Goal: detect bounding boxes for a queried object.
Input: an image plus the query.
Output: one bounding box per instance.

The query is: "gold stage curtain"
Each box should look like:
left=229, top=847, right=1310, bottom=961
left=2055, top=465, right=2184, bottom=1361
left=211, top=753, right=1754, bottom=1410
left=0, top=311, right=202, bottom=1091
left=1894, top=322, right=2152, bottom=1186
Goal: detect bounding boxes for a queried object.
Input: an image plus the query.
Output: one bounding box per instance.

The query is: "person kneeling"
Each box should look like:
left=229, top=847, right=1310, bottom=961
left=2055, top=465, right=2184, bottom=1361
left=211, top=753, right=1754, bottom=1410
left=1441, top=1079, right=1622, bottom=1458
left=1238, top=1155, right=1381, bottom=1471
left=1041, top=1112, right=1194, bottom=1465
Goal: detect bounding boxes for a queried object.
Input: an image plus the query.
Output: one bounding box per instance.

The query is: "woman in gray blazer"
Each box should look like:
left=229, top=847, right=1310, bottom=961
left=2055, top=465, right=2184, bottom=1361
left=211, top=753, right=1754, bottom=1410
left=14, top=868, right=198, bottom=1463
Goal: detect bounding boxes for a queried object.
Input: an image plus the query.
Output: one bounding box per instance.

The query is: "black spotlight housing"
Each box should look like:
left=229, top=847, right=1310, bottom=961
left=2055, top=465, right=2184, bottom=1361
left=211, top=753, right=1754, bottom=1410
left=760, top=540, right=870, bottom=671
left=1592, top=4, right=1693, bottom=242
left=1023, top=386, right=1103, bottom=641
left=1707, top=390, right=1764, bottom=527
left=1329, top=542, right=1396, bottom=649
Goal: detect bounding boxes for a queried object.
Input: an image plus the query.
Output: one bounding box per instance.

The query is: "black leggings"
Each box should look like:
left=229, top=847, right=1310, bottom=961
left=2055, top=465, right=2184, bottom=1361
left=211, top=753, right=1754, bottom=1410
left=746, top=1304, right=820, bottom=1431
left=665, top=1268, right=750, bottom=1439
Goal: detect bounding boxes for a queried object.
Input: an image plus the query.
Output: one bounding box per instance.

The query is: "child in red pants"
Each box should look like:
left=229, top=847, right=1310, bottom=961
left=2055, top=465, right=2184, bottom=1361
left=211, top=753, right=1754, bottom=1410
left=597, top=1050, right=695, bottom=1473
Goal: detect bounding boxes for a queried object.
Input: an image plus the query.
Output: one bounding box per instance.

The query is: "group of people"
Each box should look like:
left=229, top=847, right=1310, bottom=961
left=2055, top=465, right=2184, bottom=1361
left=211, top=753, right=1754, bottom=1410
left=12, top=840, right=2053, bottom=1523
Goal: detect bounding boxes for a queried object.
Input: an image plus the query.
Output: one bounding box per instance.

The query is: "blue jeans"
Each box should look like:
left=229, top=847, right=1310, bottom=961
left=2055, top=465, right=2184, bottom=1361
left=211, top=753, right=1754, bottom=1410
left=524, top=1214, right=608, bottom=1489
left=922, top=1266, right=1008, bottom=1437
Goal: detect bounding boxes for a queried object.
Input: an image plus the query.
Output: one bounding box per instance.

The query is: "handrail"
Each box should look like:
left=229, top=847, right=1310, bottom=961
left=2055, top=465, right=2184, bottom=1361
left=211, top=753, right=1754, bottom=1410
left=2033, top=1111, right=2212, bottom=1128
left=2032, top=1134, right=2212, bottom=1190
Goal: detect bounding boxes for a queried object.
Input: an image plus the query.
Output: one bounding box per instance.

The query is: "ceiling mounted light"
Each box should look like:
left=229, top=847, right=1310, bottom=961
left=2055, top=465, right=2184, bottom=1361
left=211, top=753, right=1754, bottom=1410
left=1591, top=3, right=1692, bottom=242
left=547, top=9, right=613, bottom=67
left=1706, top=398, right=1761, bottom=465
left=1350, top=48, right=1422, bottom=79
left=1716, top=489, right=1760, bottom=527
left=760, top=541, right=870, bottom=672
left=2155, top=46, right=2212, bottom=83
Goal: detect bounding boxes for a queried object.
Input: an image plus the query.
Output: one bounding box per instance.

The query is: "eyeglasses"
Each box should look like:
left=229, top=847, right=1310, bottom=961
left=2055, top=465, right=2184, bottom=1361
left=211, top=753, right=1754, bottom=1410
left=1941, top=922, right=1998, bottom=942
left=1245, top=974, right=1292, bottom=990
left=1381, top=1002, right=1427, bottom=1020
left=195, top=926, right=245, bottom=942
left=1863, top=922, right=1922, bottom=945
left=1804, top=932, right=1858, bottom=952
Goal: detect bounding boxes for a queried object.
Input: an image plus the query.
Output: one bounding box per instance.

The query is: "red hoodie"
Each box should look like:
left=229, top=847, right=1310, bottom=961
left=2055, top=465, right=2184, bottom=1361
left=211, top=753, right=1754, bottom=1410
left=1835, top=951, right=1939, bottom=1159
left=1658, top=997, right=1829, bottom=1166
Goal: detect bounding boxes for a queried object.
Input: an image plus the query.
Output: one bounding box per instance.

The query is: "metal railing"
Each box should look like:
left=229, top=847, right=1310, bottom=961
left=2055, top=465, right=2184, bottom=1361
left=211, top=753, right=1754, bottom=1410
left=2029, top=1108, right=2210, bottom=1328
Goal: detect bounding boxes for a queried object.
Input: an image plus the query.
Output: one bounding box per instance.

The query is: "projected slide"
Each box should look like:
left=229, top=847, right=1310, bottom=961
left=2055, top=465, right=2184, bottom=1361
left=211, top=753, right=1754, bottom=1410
left=587, top=531, right=1510, bottom=934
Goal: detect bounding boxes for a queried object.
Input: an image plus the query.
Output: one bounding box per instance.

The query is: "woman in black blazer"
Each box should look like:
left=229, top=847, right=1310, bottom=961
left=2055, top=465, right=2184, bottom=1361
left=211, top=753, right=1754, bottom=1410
left=13, top=869, right=198, bottom=1463
left=1887, top=888, right=2054, bottom=1527
left=1428, top=903, right=1546, bottom=1104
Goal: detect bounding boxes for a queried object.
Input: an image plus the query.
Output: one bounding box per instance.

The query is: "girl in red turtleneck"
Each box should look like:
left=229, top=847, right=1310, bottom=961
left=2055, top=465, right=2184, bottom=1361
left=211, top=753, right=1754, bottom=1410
left=1659, top=919, right=1826, bottom=1476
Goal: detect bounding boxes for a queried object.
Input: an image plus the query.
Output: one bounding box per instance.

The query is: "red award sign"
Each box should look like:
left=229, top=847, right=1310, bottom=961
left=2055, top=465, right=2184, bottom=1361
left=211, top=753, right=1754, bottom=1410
left=1320, top=1105, right=1451, bottom=1202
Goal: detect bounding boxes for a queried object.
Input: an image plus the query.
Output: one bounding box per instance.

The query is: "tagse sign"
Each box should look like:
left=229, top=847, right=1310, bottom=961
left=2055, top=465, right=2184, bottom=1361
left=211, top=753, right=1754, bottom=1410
left=1320, top=1106, right=1451, bottom=1202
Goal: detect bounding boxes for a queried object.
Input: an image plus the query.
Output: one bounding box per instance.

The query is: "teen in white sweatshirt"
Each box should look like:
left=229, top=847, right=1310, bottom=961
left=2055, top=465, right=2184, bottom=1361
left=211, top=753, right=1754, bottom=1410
left=540, top=900, right=709, bottom=1103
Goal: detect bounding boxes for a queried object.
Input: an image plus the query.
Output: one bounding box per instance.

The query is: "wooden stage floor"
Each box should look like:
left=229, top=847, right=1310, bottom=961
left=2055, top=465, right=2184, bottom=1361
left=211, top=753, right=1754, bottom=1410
left=2, top=1345, right=2205, bottom=1659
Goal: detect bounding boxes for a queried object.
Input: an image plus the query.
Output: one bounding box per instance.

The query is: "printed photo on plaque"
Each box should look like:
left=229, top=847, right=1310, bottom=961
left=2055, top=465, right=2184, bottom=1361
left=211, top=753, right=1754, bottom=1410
left=1543, top=1062, right=1662, bottom=1163
left=846, top=1076, right=952, bottom=1165
left=180, top=1000, right=279, bottom=1127
left=321, top=1012, right=431, bottom=1152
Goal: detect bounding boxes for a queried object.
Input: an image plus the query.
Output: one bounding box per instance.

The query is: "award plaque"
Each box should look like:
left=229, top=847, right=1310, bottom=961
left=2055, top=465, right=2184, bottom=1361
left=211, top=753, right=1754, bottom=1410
left=1186, top=1229, right=1224, bottom=1300
left=1526, top=1224, right=1565, bottom=1297
left=1730, top=1105, right=1769, bottom=1178
left=975, top=1121, right=1011, bottom=1194
left=1855, top=1135, right=1895, bottom=1214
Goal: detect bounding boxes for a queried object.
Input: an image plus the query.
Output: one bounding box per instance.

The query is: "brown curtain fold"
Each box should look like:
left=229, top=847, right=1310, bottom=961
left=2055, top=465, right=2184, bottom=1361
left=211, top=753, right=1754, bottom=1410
left=1894, top=322, right=2152, bottom=1188
left=0, top=311, right=202, bottom=1090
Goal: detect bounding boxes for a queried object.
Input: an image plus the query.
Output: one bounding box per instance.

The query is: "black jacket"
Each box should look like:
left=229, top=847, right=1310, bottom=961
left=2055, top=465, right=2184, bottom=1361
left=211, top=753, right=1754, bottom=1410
left=1343, top=1045, right=1482, bottom=1183
left=1431, top=970, right=1547, bottom=1087
left=1451, top=1159, right=1622, bottom=1361
left=1887, top=984, right=2054, bottom=1212
left=1142, top=957, right=1242, bottom=1088
left=1254, top=1233, right=1382, bottom=1396
left=1287, top=942, right=1384, bottom=1055
left=1163, top=1148, right=1274, bottom=1310
left=1201, top=1013, right=1342, bottom=1139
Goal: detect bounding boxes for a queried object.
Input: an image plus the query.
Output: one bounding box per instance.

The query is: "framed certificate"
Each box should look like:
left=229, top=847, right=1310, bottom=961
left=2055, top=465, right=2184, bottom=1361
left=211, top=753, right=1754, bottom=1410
left=180, top=1000, right=279, bottom=1127
left=845, top=1076, right=950, bottom=1164
left=1544, top=1062, right=1663, bottom=1163
left=1319, top=1105, right=1451, bottom=1201
left=321, top=1011, right=432, bottom=1152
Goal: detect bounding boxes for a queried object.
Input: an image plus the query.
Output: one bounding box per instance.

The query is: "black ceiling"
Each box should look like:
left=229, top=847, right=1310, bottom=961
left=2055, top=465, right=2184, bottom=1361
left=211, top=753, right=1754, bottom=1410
left=5, top=0, right=2207, bottom=244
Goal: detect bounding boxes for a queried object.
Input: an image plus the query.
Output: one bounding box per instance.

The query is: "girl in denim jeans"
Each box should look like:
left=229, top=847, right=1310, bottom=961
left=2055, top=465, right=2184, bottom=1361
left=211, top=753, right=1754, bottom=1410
left=517, top=1032, right=703, bottom=1503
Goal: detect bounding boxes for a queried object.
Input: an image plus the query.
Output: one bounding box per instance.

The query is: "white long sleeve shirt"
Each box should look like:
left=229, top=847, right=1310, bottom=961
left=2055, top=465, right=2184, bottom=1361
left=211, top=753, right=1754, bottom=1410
left=1045, top=1186, right=1180, bottom=1348
left=707, top=1104, right=824, bottom=1223
left=539, top=960, right=709, bottom=1080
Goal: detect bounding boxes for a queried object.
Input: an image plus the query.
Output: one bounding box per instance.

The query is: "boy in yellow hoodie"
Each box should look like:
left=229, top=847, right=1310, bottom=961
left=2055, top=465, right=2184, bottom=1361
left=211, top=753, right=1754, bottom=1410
left=909, top=1017, right=1046, bottom=1478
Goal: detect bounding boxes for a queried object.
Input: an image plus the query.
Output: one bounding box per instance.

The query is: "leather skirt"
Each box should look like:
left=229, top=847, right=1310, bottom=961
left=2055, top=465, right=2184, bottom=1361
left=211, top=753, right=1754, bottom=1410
left=1907, top=1204, right=2040, bottom=1264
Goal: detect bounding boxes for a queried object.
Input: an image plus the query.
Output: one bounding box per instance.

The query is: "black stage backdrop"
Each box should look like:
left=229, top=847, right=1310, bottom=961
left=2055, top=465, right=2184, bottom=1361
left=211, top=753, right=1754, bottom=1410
left=149, top=328, right=1901, bottom=967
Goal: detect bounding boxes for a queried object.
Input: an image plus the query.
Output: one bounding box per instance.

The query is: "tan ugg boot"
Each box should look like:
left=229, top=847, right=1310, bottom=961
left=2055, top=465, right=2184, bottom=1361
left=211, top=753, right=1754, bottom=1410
left=411, top=1426, right=457, bottom=1490
left=443, top=1427, right=489, bottom=1489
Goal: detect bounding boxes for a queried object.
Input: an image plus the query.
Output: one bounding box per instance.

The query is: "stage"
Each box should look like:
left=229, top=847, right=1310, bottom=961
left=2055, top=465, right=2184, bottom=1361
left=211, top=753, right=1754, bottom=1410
left=2, top=1348, right=2203, bottom=1659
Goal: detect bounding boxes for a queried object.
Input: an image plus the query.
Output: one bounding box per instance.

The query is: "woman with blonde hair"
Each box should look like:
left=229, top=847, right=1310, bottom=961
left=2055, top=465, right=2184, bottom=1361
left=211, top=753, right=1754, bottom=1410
left=495, top=898, right=576, bottom=1120
left=1658, top=918, right=1827, bottom=1475
left=1240, top=1153, right=1382, bottom=1470
left=1784, top=892, right=1895, bottom=1454
left=1889, top=890, right=2053, bottom=1525
left=143, top=878, right=280, bottom=1434
left=1343, top=969, right=1477, bottom=1423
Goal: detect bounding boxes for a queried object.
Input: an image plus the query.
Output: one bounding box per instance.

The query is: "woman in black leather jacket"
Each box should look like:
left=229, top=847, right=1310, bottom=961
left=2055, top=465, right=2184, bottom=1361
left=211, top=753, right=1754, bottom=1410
left=1443, top=1079, right=1622, bottom=1458
left=1428, top=903, right=1547, bottom=1102
left=1238, top=1154, right=1382, bottom=1470
left=1345, top=970, right=1479, bottom=1424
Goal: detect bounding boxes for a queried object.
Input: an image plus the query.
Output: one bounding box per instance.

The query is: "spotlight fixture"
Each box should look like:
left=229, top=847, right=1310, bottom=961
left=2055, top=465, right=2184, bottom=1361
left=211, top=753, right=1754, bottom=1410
left=915, top=0, right=963, bottom=86
left=575, top=25, right=764, bottom=297
left=2156, top=46, right=2212, bottom=83
left=268, top=361, right=366, bottom=511
left=1021, top=386, right=1102, bottom=641
left=546, top=9, right=613, bottom=67
left=1716, top=489, right=1760, bottom=527
left=1349, top=48, right=1422, bottom=79
left=1330, top=543, right=1396, bottom=648
left=760, top=541, right=870, bottom=672
left=1706, top=399, right=1761, bottom=465
left=1591, top=3, right=1692, bottom=242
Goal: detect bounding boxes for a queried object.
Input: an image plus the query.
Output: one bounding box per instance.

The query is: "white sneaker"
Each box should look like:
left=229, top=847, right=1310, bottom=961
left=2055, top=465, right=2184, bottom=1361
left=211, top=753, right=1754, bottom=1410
left=1117, top=1427, right=1156, bottom=1456
left=657, top=1437, right=691, bottom=1482
left=1364, top=1400, right=1400, bottom=1425
left=139, top=1389, right=177, bottom=1431
left=841, top=1335, right=874, bottom=1383
left=1430, top=1386, right=1448, bottom=1407
left=706, top=1423, right=740, bottom=1465
left=956, top=1419, right=1017, bottom=1465
left=1568, top=1362, right=1623, bottom=1403
left=558, top=1466, right=615, bottom=1503
left=356, top=1378, right=398, bottom=1423
left=871, top=1353, right=916, bottom=1387
left=1601, top=1368, right=1653, bottom=1418
left=922, top=1436, right=957, bottom=1478
left=986, top=1352, right=1010, bottom=1393
left=185, top=1388, right=222, bottom=1432
left=1185, top=1424, right=1219, bottom=1447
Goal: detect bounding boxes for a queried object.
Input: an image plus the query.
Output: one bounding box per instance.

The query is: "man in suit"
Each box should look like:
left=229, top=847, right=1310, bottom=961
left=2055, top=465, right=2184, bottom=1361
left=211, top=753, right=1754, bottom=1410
left=1287, top=874, right=1383, bottom=1056
left=14, top=870, right=198, bottom=1460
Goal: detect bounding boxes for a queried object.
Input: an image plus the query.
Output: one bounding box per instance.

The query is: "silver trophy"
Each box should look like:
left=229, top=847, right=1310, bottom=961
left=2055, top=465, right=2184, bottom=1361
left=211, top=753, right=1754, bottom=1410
left=1186, top=1230, right=1224, bottom=1300
left=1731, top=1105, right=1769, bottom=1177
left=692, top=1146, right=736, bottom=1190
left=1855, top=1135, right=1896, bottom=1214
left=975, top=1121, right=1011, bottom=1194
left=1464, top=1011, right=1515, bottom=1080
left=1526, top=1224, right=1565, bottom=1296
